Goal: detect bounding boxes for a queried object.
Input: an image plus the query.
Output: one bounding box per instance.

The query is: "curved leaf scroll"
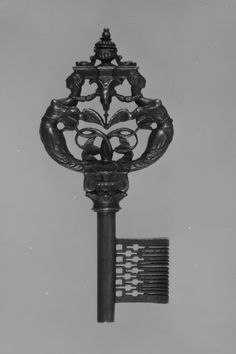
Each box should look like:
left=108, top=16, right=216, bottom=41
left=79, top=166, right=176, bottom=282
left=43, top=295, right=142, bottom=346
left=40, top=29, right=173, bottom=175
left=40, top=99, right=87, bottom=173
left=121, top=100, right=174, bottom=172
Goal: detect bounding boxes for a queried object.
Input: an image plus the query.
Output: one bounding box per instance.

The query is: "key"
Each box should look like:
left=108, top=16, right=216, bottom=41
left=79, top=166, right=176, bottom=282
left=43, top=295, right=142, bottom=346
left=40, top=28, right=174, bottom=322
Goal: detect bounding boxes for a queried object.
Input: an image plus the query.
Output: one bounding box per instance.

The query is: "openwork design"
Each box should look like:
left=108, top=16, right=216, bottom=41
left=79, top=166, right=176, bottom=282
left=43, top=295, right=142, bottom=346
left=116, top=239, right=169, bottom=303
left=40, top=28, right=174, bottom=176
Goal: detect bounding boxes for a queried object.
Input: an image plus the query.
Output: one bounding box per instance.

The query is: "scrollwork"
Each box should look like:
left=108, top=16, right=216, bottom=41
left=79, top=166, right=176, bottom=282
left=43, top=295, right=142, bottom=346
left=40, top=97, right=173, bottom=173
left=80, top=108, right=105, bottom=128
left=40, top=99, right=86, bottom=172
left=121, top=100, right=174, bottom=172
left=40, top=28, right=174, bottom=210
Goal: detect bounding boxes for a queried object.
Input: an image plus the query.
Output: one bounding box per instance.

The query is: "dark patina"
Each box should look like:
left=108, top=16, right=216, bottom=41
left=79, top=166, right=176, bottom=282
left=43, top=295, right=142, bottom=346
left=40, top=29, right=173, bottom=322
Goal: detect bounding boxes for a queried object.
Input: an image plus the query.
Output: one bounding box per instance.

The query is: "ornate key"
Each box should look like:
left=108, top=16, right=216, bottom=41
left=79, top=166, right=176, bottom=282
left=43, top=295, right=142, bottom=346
left=40, top=29, right=174, bottom=322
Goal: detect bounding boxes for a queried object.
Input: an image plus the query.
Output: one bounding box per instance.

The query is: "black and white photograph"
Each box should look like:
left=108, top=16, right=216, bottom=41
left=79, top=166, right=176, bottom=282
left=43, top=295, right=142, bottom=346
left=1, top=1, right=235, bottom=353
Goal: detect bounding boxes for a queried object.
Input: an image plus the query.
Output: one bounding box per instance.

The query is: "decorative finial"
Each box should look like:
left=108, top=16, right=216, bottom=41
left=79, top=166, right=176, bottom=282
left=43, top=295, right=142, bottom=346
left=101, top=28, right=111, bottom=41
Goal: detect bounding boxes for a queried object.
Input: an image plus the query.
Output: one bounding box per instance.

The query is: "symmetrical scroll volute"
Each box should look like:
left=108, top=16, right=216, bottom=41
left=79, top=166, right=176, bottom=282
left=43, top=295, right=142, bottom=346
left=40, top=28, right=173, bottom=211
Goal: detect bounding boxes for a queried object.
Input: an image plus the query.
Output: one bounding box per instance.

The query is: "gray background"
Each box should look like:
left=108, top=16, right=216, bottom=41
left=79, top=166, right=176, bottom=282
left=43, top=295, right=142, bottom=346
left=1, top=0, right=236, bottom=353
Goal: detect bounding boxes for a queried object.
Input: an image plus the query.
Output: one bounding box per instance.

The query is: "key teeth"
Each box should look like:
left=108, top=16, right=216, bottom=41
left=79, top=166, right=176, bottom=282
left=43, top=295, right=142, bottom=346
left=115, top=238, right=169, bottom=303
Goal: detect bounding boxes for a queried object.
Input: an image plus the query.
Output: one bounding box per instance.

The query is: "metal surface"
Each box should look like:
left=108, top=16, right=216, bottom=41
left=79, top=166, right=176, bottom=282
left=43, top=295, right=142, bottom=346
left=40, top=29, right=174, bottom=322
left=97, top=212, right=116, bottom=322
left=116, top=238, right=169, bottom=303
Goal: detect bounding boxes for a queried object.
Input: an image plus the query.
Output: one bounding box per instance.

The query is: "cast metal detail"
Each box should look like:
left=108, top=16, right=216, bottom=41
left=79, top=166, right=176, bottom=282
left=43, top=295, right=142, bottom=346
left=40, top=28, right=173, bottom=175
left=40, top=29, right=174, bottom=323
left=116, top=239, right=169, bottom=303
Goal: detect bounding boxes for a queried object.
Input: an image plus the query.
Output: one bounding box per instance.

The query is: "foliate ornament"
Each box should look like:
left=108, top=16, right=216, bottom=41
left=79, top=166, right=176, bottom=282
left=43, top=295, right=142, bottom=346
left=40, top=29, right=174, bottom=322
